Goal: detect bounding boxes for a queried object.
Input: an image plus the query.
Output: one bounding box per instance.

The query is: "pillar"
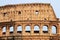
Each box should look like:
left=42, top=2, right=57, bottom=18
left=0, top=27, right=2, bottom=36
left=57, top=25, right=59, bottom=35
left=6, top=25, right=9, bottom=36
left=31, top=24, right=34, bottom=35
left=48, top=25, right=52, bottom=35
left=40, top=24, right=43, bottom=35
left=58, top=24, right=60, bottom=35
left=14, top=24, right=17, bottom=35
left=22, top=24, right=25, bottom=35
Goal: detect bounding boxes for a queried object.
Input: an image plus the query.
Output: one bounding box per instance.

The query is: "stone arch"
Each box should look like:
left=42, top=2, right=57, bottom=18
left=25, top=25, right=31, bottom=33
left=34, top=25, right=40, bottom=33
left=42, top=25, right=48, bottom=33
left=10, top=26, right=14, bottom=34
left=2, top=26, right=6, bottom=34
left=17, top=25, right=22, bottom=33
left=52, top=25, right=57, bottom=34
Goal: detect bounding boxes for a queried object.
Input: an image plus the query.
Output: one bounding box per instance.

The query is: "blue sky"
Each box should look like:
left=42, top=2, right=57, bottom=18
left=0, top=0, right=60, bottom=18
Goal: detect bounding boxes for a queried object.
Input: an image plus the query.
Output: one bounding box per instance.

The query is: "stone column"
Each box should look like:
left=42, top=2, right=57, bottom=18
left=31, top=24, right=34, bottom=35
left=6, top=25, right=9, bottom=36
left=39, top=24, right=41, bottom=35
left=58, top=25, right=60, bottom=35
left=59, top=23, right=60, bottom=35
left=22, top=24, right=25, bottom=35
left=48, top=25, right=51, bottom=35
left=14, top=24, right=17, bottom=35
left=57, top=25, right=59, bottom=35
left=40, top=24, right=43, bottom=35
left=0, top=27, right=2, bottom=36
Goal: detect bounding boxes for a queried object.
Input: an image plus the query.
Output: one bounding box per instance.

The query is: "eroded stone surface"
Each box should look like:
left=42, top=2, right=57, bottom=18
left=0, top=3, right=60, bottom=40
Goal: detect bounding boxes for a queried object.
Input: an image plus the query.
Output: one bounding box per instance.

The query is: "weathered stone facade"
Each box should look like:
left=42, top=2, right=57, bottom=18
left=0, top=3, right=60, bottom=40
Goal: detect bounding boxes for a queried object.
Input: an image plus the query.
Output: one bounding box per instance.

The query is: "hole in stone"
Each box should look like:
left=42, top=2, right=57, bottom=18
left=18, top=11, right=21, bottom=15
left=44, top=18, right=47, bottom=20
left=25, top=31, right=30, bottom=33
left=35, top=10, right=39, bottom=15
left=34, top=31, right=39, bottom=33
left=10, top=31, right=13, bottom=34
left=43, top=31, right=48, bottom=33
left=3, top=13, right=7, bottom=16
left=3, top=32, right=6, bottom=35
left=17, top=31, right=22, bottom=33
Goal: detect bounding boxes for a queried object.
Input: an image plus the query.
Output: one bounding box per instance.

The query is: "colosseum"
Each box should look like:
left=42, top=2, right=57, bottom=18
left=0, top=3, right=60, bottom=40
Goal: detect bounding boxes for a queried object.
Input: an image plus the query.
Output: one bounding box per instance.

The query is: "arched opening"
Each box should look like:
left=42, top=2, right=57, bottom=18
left=34, top=25, right=40, bottom=33
left=42, top=25, right=48, bottom=33
left=25, top=25, right=31, bottom=33
left=10, top=26, right=14, bottom=34
left=35, top=10, right=39, bottom=15
left=2, top=26, right=6, bottom=34
left=52, top=25, right=57, bottom=34
left=17, top=25, right=22, bottom=33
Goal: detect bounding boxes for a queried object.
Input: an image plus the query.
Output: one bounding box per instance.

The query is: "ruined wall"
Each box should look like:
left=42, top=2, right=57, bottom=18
left=0, top=3, right=59, bottom=40
left=58, top=18, right=60, bottom=35
left=0, top=3, right=57, bottom=22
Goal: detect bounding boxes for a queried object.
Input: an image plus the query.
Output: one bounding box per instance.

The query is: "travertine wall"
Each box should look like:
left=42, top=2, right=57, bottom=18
left=0, top=3, right=57, bottom=22
left=58, top=18, right=60, bottom=35
left=0, top=3, right=59, bottom=40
